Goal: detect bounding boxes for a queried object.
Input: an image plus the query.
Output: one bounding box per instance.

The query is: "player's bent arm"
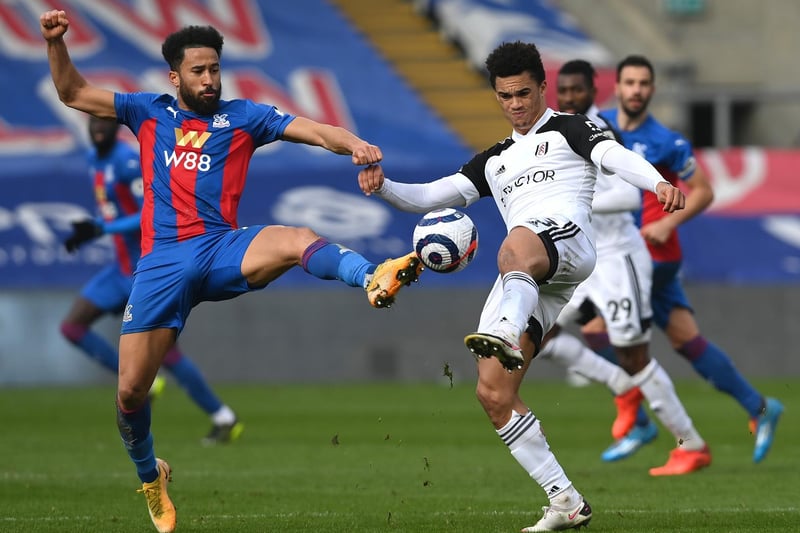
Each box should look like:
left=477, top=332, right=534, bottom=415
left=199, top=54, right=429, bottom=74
left=46, top=38, right=116, bottom=119
left=375, top=174, right=476, bottom=213
left=655, top=166, right=714, bottom=229
left=281, top=117, right=381, bottom=164
left=595, top=143, right=668, bottom=193
left=674, top=166, right=714, bottom=223
left=591, top=177, right=641, bottom=214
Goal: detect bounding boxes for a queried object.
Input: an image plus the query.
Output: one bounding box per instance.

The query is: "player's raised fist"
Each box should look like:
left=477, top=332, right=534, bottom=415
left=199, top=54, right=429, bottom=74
left=351, top=141, right=382, bottom=166
left=40, top=10, right=69, bottom=41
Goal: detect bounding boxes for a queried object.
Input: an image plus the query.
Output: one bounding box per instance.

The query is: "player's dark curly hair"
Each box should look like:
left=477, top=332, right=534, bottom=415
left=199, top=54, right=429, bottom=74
left=161, top=25, right=224, bottom=71
left=616, top=55, right=654, bottom=82
left=485, top=41, right=545, bottom=89
left=558, top=59, right=596, bottom=88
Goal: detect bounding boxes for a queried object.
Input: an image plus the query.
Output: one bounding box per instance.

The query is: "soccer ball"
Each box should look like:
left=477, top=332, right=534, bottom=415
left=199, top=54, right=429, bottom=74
left=412, top=208, right=478, bottom=273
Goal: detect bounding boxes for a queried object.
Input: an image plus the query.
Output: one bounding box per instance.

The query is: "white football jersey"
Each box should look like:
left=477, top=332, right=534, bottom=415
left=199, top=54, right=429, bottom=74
left=458, top=108, right=617, bottom=241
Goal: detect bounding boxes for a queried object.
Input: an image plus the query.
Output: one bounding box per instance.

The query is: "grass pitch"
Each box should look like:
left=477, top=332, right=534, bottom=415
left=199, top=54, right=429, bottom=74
left=0, top=379, right=797, bottom=532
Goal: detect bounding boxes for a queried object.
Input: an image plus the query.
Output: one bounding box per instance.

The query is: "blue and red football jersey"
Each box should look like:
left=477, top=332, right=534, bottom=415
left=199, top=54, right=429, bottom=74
left=87, top=141, right=143, bottom=275
left=114, top=93, right=296, bottom=256
left=599, top=109, right=697, bottom=262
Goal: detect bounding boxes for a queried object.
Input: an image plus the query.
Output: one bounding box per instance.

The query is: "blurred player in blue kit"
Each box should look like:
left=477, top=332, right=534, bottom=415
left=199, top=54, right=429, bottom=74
left=61, top=115, right=243, bottom=447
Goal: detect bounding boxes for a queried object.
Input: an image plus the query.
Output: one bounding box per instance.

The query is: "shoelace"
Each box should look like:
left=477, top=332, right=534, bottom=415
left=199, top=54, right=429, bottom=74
left=137, top=484, right=163, bottom=516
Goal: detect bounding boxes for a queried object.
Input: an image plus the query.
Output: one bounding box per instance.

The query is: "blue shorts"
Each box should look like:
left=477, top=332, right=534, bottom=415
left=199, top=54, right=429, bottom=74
left=121, top=226, right=265, bottom=334
left=80, top=264, right=133, bottom=314
left=651, top=260, right=693, bottom=329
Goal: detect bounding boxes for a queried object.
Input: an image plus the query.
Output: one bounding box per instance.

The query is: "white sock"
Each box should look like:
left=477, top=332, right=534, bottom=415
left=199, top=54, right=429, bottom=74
left=498, top=410, right=581, bottom=509
left=211, top=405, right=236, bottom=425
left=540, top=333, right=632, bottom=395
left=498, top=271, right=539, bottom=335
left=633, top=360, right=705, bottom=450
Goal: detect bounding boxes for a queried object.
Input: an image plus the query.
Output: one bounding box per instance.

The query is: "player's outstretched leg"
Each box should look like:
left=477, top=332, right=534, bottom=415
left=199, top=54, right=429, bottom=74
left=751, top=397, right=784, bottom=463
left=365, top=252, right=424, bottom=308
left=301, top=239, right=423, bottom=308
left=137, top=458, right=176, bottom=533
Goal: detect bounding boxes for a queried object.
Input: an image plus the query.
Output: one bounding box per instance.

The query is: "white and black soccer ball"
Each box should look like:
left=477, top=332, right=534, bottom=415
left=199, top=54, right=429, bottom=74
left=412, top=208, right=478, bottom=273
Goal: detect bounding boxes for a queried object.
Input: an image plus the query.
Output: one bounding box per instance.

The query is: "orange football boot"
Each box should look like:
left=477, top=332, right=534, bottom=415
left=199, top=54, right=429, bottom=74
left=612, top=387, right=644, bottom=440
left=649, top=445, right=712, bottom=476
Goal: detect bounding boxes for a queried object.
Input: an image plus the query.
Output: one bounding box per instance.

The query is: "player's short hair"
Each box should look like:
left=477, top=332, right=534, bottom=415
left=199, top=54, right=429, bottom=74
left=161, top=25, right=224, bottom=71
left=558, top=59, right=596, bottom=88
left=616, top=55, right=654, bottom=82
left=485, top=41, right=545, bottom=88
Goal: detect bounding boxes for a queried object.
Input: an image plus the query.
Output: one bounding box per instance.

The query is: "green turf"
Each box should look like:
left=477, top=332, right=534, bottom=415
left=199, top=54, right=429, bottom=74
left=0, top=379, right=797, bottom=532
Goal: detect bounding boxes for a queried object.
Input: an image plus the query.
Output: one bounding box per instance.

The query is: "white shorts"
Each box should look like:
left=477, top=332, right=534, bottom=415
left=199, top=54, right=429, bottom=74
left=477, top=215, right=597, bottom=347
left=558, top=237, right=653, bottom=347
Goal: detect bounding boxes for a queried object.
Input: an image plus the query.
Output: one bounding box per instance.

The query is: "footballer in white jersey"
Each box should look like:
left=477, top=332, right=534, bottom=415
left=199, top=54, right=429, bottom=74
left=558, top=104, right=655, bottom=347
left=358, top=42, right=685, bottom=533
left=367, top=106, right=668, bottom=351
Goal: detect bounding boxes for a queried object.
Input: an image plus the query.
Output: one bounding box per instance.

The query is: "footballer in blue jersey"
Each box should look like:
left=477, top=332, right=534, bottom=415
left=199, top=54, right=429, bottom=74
left=595, top=55, right=782, bottom=465
left=60, top=116, right=244, bottom=446
left=41, top=10, right=422, bottom=532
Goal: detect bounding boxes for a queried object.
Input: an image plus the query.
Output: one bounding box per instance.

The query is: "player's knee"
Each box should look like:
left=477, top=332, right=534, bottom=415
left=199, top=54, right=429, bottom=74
left=117, top=383, right=149, bottom=410
left=295, top=227, right=322, bottom=250
left=60, top=321, right=88, bottom=344
left=497, top=249, right=547, bottom=279
left=676, top=335, right=708, bottom=361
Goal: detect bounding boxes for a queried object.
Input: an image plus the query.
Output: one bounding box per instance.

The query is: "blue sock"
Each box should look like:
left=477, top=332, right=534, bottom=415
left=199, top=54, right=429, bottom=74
left=116, top=399, right=158, bottom=483
left=301, top=238, right=374, bottom=288
left=61, top=323, right=118, bottom=372
left=163, top=348, right=222, bottom=415
left=678, top=336, right=763, bottom=418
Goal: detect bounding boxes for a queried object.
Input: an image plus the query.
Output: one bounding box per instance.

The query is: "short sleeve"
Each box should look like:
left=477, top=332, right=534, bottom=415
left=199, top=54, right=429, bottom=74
left=668, top=134, right=697, bottom=181
left=246, top=101, right=297, bottom=146
left=114, top=92, right=161, bottom=136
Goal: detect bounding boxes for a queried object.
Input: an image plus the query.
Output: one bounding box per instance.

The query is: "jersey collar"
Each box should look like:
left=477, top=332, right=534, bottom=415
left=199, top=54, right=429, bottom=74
left=511, top=108, right=555, bottom=142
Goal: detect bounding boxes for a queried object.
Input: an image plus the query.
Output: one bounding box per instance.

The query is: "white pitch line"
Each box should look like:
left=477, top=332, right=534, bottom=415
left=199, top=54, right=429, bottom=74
left=2, top=507, right=798, bottom=523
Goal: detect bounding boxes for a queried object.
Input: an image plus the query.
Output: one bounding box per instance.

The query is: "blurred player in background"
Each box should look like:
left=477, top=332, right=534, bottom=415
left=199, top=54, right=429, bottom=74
left=359, top=41, right=685, bottom=532
left=596, top=54, right=783, bottom=463
left=61, top=115, right=243, bottom=447
left=536, top=59, right=712, bottom=474
left=41, top=9, right=422, bottom=533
